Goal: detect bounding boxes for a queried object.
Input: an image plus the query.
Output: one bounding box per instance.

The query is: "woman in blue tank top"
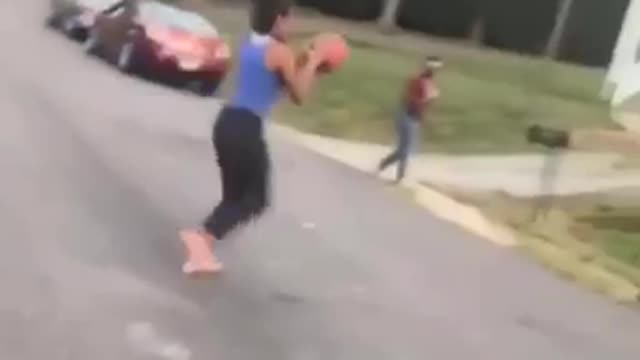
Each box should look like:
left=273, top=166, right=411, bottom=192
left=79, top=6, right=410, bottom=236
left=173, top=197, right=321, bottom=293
left=179, top=0, right=327, bottom=275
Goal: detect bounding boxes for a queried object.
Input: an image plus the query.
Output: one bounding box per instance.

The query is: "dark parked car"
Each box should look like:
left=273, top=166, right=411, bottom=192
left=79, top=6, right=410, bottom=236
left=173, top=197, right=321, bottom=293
left=83, top=0, right=231, bottom=96
left=46, top=0, right=121, bottom=40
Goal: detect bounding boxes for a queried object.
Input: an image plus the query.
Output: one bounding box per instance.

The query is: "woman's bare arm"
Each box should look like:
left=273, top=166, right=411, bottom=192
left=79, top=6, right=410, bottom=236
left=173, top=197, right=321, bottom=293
left=266, top=42, right=322, bottom=105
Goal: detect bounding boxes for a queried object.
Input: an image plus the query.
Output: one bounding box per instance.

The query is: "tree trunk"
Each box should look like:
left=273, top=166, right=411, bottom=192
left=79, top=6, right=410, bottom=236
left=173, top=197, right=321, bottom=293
left=378, top=0, right=402, bottom=29
left=468, top=15, right=485, bottom=45
left=545, top=0, right=574, bottom=58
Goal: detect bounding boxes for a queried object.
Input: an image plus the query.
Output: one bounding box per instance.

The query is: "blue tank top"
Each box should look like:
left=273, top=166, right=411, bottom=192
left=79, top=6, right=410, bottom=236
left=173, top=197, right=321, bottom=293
left=230, top=34, right=282, bottom=119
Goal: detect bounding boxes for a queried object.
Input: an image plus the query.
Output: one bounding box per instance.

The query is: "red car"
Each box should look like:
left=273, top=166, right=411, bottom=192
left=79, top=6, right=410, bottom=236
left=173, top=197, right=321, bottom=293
left=84, top=0, right=231, bottom=96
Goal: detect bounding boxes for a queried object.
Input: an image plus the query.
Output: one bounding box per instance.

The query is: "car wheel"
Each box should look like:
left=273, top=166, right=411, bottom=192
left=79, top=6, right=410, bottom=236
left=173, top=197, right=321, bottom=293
left=45, top=13, right=60, bottom=28
left=196, top=79, right=221, bottom=97
left=83, top=28, right=100, bottom=55
left=117, top=42, right=136, bottom=73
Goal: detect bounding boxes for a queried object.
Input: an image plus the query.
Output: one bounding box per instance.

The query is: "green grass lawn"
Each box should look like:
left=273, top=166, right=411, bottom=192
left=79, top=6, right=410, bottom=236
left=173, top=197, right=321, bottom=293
left=576, top=207, right=640, bottom=270
left=465, top=190, right=640, bottom=291
left=187, top=0, right=616, bottom=154
left=439, top=188, right=640, bottom=299
left=276, top=37, right=614, bottom=154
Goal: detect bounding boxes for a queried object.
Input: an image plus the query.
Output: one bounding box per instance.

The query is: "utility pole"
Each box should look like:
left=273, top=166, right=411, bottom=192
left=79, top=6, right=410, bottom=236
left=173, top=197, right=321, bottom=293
left=545, top=0, right=574, bottom=58
left=378, top=0, right=402, bottom=30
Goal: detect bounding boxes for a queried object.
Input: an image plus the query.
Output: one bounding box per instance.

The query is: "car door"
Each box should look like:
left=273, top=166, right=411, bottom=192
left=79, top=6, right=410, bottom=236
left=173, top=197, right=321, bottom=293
left=96, top=1, right=138, bottom=61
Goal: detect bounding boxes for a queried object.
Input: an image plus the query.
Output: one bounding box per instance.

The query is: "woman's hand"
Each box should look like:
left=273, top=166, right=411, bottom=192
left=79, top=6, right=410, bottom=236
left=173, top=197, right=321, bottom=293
left=299, top=41, right=325, bottom=71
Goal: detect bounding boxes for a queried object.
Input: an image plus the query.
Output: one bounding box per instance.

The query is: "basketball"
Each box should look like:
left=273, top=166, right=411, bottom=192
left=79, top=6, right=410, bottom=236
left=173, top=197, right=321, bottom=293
left=312, top=33, right=349, bottom=72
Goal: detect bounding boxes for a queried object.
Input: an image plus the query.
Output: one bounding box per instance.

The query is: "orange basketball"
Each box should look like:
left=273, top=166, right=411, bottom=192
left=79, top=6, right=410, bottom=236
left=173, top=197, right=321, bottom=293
left=312, top=33, right=349, bottom=72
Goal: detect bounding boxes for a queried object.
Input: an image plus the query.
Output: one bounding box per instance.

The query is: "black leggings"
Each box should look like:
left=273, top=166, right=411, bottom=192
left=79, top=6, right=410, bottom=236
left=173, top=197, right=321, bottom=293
left=204, top=106, right=270, bottom=240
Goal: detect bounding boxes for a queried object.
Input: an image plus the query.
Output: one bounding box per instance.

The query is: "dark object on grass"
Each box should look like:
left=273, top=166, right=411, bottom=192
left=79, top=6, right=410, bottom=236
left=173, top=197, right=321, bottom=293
left=527, top=125, right=570, bottom=149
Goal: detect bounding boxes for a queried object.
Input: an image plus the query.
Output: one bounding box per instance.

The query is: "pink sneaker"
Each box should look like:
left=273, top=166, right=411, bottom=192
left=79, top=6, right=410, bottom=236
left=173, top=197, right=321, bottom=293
left=179, top=229, right=223, bottom=276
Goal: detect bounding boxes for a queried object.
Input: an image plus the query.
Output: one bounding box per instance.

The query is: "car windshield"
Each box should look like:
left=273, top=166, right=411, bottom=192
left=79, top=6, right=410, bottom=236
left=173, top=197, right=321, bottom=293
left=77, top=0, right=121, bottom=9
left=138, top=2, right=218, bottom=37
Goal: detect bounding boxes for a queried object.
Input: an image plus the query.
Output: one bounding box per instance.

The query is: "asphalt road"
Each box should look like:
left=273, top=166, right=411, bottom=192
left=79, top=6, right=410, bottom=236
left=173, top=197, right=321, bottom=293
left=2, top=1, right=640, bottom=359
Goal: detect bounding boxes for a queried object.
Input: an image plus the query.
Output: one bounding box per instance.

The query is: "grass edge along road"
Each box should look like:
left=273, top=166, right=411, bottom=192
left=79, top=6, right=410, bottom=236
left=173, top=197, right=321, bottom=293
left=444, top=188, right=640, bottom=304
left=184, top=0, right=618, bottom=154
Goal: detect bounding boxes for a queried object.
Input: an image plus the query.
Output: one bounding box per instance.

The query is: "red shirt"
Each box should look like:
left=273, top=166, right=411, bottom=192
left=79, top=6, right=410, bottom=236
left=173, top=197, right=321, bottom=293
left=404, top=75, right=431, bottom=117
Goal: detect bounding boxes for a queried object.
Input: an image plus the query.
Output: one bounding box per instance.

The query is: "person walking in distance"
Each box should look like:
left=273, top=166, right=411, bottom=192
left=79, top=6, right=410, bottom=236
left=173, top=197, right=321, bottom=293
left=179, top=0, right=330, bottom=275
left=378, top=56, right=442, bottom=183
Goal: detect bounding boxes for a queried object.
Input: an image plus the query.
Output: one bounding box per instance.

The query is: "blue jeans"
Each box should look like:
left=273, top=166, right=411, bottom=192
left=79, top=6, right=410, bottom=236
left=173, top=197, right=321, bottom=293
left=378, top=112, right=419, bottom=181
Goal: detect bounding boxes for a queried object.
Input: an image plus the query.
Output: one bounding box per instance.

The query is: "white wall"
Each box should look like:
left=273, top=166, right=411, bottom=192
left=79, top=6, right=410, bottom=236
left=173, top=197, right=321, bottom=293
left=606, top=0, right=640, bottom=107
